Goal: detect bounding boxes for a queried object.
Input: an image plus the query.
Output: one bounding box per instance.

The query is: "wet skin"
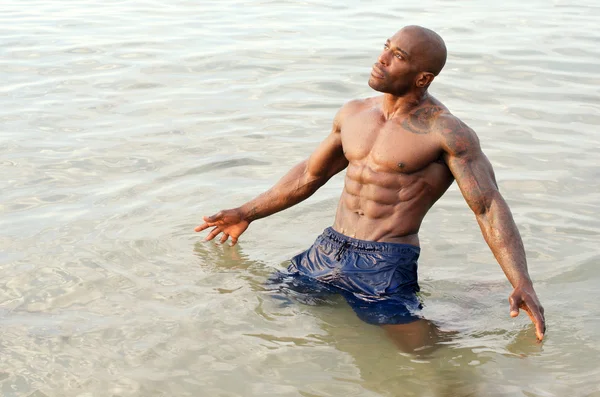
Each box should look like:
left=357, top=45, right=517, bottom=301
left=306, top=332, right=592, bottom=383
left=332, top=94, right=454, bottom=247
left=195, top=26, right=546, bottom=345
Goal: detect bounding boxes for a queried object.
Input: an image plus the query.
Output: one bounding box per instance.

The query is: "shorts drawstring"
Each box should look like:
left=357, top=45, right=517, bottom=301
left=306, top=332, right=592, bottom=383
left=335, top=240, right=349, bottom=261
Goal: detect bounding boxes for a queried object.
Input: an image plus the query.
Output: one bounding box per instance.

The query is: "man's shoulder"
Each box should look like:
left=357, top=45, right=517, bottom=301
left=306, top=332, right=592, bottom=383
left=340, top=96, right=379, bottom=113
left=334, top=97, right=379, bottom=126
left=432, top=112, right=476, bottom=137
left=432, top=113, right=481, bottom=156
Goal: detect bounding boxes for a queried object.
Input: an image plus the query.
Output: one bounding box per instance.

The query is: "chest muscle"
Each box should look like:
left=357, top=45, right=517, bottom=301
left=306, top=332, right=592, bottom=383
left=341, top=113, right=441, bottom=174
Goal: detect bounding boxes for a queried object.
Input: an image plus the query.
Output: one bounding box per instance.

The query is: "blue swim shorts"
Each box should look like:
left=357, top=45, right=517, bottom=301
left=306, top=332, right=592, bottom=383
left=269, top=227, right=423, bottom=325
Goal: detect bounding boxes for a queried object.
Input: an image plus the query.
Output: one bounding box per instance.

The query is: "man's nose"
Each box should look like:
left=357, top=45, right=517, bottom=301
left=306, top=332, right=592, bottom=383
left=377, top=51, right=389, bottom=66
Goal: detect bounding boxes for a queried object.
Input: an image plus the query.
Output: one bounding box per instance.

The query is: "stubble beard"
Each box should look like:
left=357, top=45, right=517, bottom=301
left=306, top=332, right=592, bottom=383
left=368, top=76, right=388, bottom=93
left=368, top=77, right=411, bottom=97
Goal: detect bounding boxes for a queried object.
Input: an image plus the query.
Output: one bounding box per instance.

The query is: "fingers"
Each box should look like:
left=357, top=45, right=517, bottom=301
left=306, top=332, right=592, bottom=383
left=195, top=211, right=225, bottom=232
left=512, top=292, right=546, bottom=341
left=203, top=215, right=214, bottom=223
left=534, top=314, right=545, bottom=341
left=204, top=226, right=221, bottom=241
left=196, top=211, right=228, bottom=234
left=194, top=223, right=209, bottom=233
left=509, top=295, right=520, bottom=318
left=203, top=211, right=223, bottom=224
left=524, top=302, right=546, bottom=341
left=219, top=233, right=229, bottom=244
left=203, top=228, right=238, bottom=246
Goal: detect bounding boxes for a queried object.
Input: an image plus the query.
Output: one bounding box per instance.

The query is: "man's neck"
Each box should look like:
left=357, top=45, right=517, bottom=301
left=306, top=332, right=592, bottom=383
left=381, top=90, right=428, bottom=120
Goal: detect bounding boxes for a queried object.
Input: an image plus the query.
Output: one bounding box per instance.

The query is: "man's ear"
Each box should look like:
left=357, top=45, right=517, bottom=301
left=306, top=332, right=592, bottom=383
left=416, top=72, right=435, bottom=88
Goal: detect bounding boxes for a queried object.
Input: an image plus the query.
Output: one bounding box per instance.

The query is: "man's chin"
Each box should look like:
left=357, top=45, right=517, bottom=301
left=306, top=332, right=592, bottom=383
left=368, top=77, right=387, bottom=93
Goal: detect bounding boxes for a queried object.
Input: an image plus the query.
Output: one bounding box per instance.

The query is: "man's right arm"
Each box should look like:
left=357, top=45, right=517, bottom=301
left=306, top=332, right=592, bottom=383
left=240, top=108, right=349, bottom=222
left=195, top=102, right=353, bottom=244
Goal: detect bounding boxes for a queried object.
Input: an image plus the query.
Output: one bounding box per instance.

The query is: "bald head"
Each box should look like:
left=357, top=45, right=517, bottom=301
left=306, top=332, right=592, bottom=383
left=369, top=26, right=447, bottom=96
left=395, top=25, right=447, bottom=76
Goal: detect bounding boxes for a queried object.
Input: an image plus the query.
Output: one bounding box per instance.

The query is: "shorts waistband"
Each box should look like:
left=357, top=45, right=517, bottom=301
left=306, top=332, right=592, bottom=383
left=322, top=227, right=420, bottom=254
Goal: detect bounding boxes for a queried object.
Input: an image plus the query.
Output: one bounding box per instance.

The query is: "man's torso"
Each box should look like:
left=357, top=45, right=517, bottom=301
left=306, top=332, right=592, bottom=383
left=333, top=95, right=455, bottom=245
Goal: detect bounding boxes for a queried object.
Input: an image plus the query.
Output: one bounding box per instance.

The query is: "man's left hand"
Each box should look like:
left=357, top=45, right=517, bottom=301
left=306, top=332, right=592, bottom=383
left=508, top=285, right=546, bottom=341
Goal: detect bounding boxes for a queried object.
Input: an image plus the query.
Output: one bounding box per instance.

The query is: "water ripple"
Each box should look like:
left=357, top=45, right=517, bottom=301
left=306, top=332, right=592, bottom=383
left=1, top=0, right=599, bottom=396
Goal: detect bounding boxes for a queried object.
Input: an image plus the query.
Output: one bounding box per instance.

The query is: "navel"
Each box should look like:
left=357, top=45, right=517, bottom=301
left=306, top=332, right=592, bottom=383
left=398, top=162, right=405, bottom=169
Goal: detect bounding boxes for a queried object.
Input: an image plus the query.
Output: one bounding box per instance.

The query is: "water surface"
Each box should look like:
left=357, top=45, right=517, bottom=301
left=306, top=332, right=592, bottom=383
left=1, top=0, right=600, bottom=396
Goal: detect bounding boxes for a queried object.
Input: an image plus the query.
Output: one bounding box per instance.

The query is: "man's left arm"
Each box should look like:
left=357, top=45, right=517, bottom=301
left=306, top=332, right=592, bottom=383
left=436, top=114, right=546, bottom=341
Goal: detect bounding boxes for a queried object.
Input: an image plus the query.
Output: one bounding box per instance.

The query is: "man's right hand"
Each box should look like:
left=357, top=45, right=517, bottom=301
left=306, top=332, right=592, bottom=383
left=194, top=208, right=250, bottom=246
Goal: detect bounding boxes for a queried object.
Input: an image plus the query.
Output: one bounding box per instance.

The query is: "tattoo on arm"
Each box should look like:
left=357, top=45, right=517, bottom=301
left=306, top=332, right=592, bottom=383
left=246, top=205, right=259, bottom=221
left=439, top=115, right=497, bottom=212
left=437, top=115, right=530, bottom=287
left=438, top=116, right=474, bottom=156
left=401, top=105, right=444, bottom=135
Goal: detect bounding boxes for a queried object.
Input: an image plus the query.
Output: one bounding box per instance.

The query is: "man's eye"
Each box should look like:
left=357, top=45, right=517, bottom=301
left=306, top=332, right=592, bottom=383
left=383, top=44, right=389, bottom=49
left=395, top=53, right=402, bottom=59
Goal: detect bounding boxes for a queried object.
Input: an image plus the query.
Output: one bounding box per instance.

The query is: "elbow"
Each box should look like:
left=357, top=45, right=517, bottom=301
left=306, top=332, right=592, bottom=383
left=298, top=163, right=327, bottom=195
left=473, top=190, right=511, bottom=232
left=471, top=189, right=502, bottom=219
left=303, top=173, right=327, bottom=192
left=303, top=163, right=329, bottom=187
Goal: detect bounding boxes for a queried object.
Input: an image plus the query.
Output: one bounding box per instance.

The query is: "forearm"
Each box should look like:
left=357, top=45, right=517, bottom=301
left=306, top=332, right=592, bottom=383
left=239, top=160, right=326, bottom=222
left=476, top=194, right=533, bottom=288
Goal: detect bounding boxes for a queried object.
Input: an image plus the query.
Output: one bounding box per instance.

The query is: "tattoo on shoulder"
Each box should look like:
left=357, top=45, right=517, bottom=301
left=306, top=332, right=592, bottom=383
left=437, top=116, right=477, bottom=155
left=401, top=106, right=444, bottom=135
left=437, top=115, right=471, bottom=135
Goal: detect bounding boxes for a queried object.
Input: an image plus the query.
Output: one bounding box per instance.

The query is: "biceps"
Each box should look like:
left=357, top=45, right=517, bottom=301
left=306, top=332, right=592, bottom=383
left=448, top=153, right=498, bottom=214
left=306, top=133, right=348, bottom=180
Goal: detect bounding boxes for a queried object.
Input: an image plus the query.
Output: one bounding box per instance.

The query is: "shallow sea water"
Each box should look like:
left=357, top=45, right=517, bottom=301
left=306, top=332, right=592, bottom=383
left=1, top=0, right=600, bottom=396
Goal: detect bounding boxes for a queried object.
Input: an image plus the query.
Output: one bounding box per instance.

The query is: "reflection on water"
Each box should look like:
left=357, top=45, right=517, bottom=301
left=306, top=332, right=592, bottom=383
left=2, top=0, right=600, bottom=395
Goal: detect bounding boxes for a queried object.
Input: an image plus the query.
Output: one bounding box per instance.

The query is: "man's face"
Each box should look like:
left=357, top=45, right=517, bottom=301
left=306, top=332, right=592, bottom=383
left=368, top=29, right=420, bottom=96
